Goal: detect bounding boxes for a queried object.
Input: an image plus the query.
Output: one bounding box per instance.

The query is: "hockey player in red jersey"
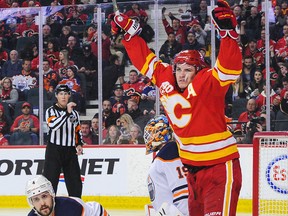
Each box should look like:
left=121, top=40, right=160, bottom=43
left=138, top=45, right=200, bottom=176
left=112, top=0, right=242, bottom=215
left=144, top=115, right=188, bottom=216
left=26, top=175, right=110, bottom=216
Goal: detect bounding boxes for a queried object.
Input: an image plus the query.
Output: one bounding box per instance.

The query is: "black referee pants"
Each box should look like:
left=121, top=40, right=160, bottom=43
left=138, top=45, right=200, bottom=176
left=43, top=143, right=82, bottom=198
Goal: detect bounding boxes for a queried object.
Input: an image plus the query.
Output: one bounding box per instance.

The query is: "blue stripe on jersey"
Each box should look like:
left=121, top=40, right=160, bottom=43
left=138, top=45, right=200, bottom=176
left=173, top=195, right=189, bottom=203
left=172, top=184, right=188, bottom=193
left=155, top=141, right=179, bottom=161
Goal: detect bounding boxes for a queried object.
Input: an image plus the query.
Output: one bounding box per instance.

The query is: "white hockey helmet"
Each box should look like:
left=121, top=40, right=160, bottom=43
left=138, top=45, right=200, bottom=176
left=25, top=175, right=55, bottom=206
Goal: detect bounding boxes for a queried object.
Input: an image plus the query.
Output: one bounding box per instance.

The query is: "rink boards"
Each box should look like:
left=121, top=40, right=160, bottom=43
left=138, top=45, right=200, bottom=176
left=0, top=145, right=253, bottom=213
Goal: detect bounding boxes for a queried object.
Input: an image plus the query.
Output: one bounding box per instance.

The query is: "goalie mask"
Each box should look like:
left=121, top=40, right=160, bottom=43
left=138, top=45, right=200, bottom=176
left=173, top=50, right=208, bottom=72
left=144, top=115, right=172, bottom=154
left=26, top=175, right=55, bottom=207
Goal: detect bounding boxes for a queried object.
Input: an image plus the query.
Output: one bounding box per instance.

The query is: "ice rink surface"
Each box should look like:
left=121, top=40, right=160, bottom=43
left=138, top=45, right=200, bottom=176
left=0, top=209, right=252, bottom=216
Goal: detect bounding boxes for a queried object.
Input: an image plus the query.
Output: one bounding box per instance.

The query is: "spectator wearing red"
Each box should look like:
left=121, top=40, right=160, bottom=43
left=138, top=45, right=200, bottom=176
left=122, top=69, right=146, bottom=105
left=161, top=7, right=187, bottom=45
left=14, top=14, right=38, bottom=38
left=275, top=24, right=288, bottom=52
left=10, top=102, right=39, bottom=145
left=234, top=98, right=260, bottom=136
left=91, top=29, right=111, bottom=68
left=53, top=49, right=74, bottom=79
left=125, top=3, right=148, bottom=28
left=21, top=0, right=41, bottom=7
left=80, top=121, right=94, bottom=145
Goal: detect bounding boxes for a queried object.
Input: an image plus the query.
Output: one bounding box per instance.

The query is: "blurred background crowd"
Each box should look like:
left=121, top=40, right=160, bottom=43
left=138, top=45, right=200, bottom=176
left=0, top=0, right=287, bottom=146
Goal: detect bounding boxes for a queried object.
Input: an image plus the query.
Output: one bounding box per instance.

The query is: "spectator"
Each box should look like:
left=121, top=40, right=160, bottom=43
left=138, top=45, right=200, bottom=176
left=256, top=83, right=281, bottom=113
left=187, top=19, right=207, bottom=46
left=280, top=76, right=288, bottom=99
left=182, top=31, right=205, bottom=51
left=122, top=69, right=146, bottom=105
left=109, top=84, right=128, bottom=115
left=66, top=35, right=82, bottom=65
left=43, top=59, right=59, bottom=100
left=103, top=124, right=120, bottom=144
left=91, top=115, right=107, bottom=143
left=241, top=55, right=257, bottom=92
left=117, top=113, right=134, bottom=144
left=275, top=24, right=288, bottom=52
left=0, top=39, right=8, bottom=69
left=246, top=68, right=265, bottom=99
left=42, top=24, right=53, bottom=50
left=53, top=49, right=74, bottom=80
left=102, top=54, right=125, bottom=100
left=0, top=77, right=19, bottom=108
left=0, top=133, right=8, bottom=146
left=140, top=82, right=156, bottom=112
left=125, top=3, right=154, bottom=43
left=91, top=29, right=111, bottom=68
left=238, top=112, right=266, bottom=144
left=14, top=14, right=38, bottom=39
left=275, top=35, right=288, bottom=62
left=59, top=26, right=76, bottom=50
left=96, top=100, right=119, bottom=129
left=1, top=50, right=22, bottom=79
left=0, top=104, right=11, bottom=139
left=77, top=43, right=98, bottom=100
left=58, top=65, right=85, bottom=114
left=45, top=38, right=60, bottom=65
left=12, top=59, right=37, bottom=101
left=233, top=5, right=244, bottom=25
left=110, top=33, right=126, bottom=65
left=161, top=7, right=187, bottom=45
left=244, top=6, right=262, bottom=40
left=10, top=102, right=39, bottom=145
left=82, top=24, right=97, bottom=44
left=271, top=5, right=286, bottom=41
left=231, top=75, right=247, bottom=101
left=274, top=90, right=288, bottom=131
left=234, top=98, right=260, bottom=138
left=243, top=39, right=264, bottom=68
left=240, top=0, right=252, bottom=19
left=128, top=124, right=144, bottom=145
left=80, top=121, right=95, bottom=145
left=126, top=98, right=150, bottom=131
left=159, top=32, right=182, bottom=64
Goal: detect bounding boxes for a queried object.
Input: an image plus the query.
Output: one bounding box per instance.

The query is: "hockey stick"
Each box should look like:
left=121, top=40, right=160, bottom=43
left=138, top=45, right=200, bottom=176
left=112, top=0, right=119, bottom=12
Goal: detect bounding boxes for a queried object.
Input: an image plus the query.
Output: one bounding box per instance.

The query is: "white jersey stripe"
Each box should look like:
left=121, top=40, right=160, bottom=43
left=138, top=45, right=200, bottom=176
left=174, top=134, right=236, bottom=152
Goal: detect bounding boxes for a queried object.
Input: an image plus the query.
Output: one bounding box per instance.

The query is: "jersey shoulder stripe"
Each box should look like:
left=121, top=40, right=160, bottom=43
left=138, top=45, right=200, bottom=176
left=155, top=141, right=179, bottom=161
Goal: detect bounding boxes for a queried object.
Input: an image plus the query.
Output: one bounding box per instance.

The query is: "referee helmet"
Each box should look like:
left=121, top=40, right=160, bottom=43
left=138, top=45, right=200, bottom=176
left=55, top=84, right=71, bottom=95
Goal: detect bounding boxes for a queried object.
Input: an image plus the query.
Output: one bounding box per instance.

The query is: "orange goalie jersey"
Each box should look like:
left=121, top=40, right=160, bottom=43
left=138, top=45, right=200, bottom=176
left=123, top=36, right=242, bottom=166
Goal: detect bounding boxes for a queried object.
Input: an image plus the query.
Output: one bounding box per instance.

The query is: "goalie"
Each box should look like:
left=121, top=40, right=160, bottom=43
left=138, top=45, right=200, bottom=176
left=112, top=0, right=242, bottom=215
left=144, top=115, right=189, bottom=216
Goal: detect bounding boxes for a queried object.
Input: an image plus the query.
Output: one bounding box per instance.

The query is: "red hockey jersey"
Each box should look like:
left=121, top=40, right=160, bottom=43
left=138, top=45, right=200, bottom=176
left=123, top=36, right=242, bottom=166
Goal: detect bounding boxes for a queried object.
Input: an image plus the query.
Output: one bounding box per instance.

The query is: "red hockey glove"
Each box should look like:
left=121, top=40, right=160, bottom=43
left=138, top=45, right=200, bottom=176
left=113, top=11, right=142, bottom=41
left=211, top=0, right=238, bottom=39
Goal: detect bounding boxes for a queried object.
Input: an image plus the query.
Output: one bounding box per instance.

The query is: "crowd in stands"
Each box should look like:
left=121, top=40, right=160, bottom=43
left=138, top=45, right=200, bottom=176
left=0, top=0, right=288, bottom=146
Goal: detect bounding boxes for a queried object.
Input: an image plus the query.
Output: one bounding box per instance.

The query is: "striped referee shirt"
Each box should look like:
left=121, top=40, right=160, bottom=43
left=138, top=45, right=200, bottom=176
left=45, top=104, right=83, bottom=147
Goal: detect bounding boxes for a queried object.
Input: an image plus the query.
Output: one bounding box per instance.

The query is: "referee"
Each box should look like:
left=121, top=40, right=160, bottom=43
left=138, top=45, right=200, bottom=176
left=43, top=84, right=84, bottom=198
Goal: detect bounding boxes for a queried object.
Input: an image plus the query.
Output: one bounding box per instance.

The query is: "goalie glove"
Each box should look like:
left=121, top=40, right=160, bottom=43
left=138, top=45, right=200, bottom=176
left=113, top=11, right=142, bottom=41
left=211, top=0, right=239, bottom=40
left=155, top=202, right=184, bottom=216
